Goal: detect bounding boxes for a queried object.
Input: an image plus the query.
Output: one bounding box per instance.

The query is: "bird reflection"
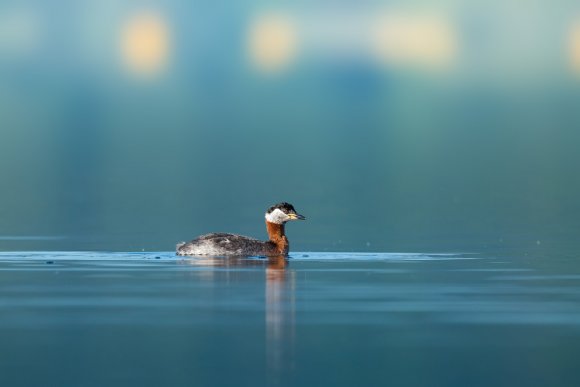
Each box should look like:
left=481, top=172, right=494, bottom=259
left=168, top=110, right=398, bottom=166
left=265, top=255, right=295, bottom=383
left=178, top=255, right=272, bottom=267
left=179, top=255, right=295, bottom=381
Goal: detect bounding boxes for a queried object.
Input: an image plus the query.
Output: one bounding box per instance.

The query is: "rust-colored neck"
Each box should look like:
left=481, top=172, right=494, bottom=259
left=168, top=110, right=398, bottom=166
left=266, top=221, right=289, bottom=254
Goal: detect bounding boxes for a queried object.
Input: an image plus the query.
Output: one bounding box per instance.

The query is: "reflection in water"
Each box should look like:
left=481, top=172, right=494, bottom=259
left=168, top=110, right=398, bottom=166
left=178, top=255, right=269, bottom=267
left=266, top=256, right=295, bottom=384
left=179, top=255, right=296, bottom=382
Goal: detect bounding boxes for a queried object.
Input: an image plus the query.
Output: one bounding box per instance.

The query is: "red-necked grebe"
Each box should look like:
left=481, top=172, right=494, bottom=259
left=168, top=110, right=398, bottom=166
left=176, top=202, right=305, bottom=256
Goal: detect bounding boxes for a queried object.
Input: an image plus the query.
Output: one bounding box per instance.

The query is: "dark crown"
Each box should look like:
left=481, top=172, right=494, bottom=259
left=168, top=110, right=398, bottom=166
left=266, top=202, right=296, bottom=214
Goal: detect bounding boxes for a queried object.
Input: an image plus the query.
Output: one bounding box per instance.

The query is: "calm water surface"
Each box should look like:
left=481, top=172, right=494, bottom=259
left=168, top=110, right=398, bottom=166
left=1, top=251, right=580, bottom=387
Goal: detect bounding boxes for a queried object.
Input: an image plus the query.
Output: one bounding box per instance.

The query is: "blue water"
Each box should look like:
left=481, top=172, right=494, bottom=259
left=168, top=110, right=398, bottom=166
left=1, top=251, right=580, bottom=387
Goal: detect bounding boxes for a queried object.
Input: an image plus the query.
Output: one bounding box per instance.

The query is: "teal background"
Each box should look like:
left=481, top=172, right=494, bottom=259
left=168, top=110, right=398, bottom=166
left=1, top=1, right=579, bottom=253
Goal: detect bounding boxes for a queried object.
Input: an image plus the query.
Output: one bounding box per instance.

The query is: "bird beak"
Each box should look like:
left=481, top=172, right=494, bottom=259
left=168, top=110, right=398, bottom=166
left=288, top=213, right=306, bottom=220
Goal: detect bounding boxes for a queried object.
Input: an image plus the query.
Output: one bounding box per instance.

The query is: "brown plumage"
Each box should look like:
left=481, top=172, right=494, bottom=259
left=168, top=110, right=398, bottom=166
left=176, top=202, right=305, bottom=256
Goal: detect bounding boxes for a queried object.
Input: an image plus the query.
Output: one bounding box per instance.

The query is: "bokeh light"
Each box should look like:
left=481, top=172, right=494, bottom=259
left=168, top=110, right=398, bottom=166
left=247, top=12, right=298, bottom=73
left=571, top=18, right=580, bottom=75
left=120, top=10, right=170, bottom=77
left=372, top=12, right=456, bottom=69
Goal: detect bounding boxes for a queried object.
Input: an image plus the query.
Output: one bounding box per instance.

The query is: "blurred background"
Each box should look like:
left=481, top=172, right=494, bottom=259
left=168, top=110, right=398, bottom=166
left=0, top=0, right=579, bottom=253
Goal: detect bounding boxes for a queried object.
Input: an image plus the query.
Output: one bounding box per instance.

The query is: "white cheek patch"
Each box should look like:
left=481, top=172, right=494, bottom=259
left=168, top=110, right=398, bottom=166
left=265, top=208, right=288, bottom=224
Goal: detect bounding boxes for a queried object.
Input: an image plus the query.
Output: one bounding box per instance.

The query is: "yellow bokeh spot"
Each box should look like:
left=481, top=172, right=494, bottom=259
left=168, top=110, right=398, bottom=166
left=248, top=12, right=297, bottom=73
left=372, top=13, right=456, bottom=70
left=121, top=10, right=170, bottom=77
left=571, top=20, right=580, bottom=75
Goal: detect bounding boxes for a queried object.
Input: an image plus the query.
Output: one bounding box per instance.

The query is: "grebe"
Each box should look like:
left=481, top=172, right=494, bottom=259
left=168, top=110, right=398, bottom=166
left=176, top=202, right=305, bottom=256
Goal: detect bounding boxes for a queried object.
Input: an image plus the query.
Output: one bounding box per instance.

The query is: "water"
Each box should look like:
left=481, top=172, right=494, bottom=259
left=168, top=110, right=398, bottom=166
left=2, top=251, right=580, bottom=387
left=2, top=3, right=579, bottom=385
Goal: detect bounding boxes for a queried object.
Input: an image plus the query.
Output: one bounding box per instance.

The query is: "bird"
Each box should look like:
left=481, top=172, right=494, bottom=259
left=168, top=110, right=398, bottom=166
left=176, top=202, right=305, bottom=256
